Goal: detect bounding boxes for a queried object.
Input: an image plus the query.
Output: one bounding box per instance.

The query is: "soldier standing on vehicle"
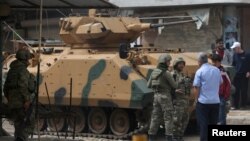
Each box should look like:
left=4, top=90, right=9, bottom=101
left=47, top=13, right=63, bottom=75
left=4, top=49, right=36, bottom=141
left=147, top=54, right=179, bottom=141
left=172, top=57, right=192, bottom=141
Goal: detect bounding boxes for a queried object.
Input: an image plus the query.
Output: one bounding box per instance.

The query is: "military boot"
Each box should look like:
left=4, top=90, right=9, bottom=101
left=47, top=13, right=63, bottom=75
left=14, top=137, right=25, bottom=141
left=173, top=136, right=184, bottom=141
left=165, top=135, right=173, bottom=141
left=148, top=134, right=157, bottom=141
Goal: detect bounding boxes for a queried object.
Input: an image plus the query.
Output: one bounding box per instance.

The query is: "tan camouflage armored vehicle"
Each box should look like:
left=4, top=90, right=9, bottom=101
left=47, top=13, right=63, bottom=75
left=2, top=12, right=199, bottom=138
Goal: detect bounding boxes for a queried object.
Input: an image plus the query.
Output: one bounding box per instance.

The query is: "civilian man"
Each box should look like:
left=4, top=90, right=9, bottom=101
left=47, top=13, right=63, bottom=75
left=193, top=53, right=222, bottom=141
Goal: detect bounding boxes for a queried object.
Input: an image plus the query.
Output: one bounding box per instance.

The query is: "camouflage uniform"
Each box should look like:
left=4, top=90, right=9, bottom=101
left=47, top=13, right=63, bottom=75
left=4, top=49, right=35, bottom=141
left=147, top=54, right=178, bottom=141
left=171, top=58, right=192, bottom=141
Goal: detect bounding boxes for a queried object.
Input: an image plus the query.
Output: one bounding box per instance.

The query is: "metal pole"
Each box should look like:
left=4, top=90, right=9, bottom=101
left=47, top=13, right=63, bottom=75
left=0, top=19, right=3, bottom=137
left=65, top=78, right=72, bottom=139
left=45, top=82, right=60, bottom=139
left=35, top=0, right=43, bottom=140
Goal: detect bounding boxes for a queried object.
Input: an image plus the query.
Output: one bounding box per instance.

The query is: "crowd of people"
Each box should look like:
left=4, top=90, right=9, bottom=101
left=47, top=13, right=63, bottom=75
left=147, top=39, right=250, bottom=141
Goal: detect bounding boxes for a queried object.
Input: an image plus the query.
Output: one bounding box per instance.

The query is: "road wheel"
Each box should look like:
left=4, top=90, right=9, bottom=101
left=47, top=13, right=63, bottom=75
left=68, top=107, right=86, bottom=133
left=110, top=109, right=130, bottom=136
left=47, top=108, right=67, bottom=131
left=88, top=108, right=107, bottom=134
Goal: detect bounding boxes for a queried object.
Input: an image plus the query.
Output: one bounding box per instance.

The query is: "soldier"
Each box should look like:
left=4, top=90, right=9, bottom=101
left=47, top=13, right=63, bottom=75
left=147, top=54, right=179, bottom=141
left=172, top=57, right=192, bottom=141
left=4, top=49, right=35, bottom=141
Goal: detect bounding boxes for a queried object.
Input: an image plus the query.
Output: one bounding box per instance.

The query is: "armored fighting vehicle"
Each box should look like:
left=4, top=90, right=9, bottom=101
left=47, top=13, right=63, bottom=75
left=2, top=12, right=199, bottom=138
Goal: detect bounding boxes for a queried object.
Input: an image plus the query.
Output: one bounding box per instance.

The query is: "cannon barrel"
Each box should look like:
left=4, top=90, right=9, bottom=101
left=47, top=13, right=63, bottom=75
left=150, top=19, right=197, bottom=28
left=127, top=19, right=197, bottom=32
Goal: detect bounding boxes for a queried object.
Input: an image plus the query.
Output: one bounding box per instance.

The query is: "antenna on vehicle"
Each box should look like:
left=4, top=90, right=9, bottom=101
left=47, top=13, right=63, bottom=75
left=2, top=21, right=35, bottom=53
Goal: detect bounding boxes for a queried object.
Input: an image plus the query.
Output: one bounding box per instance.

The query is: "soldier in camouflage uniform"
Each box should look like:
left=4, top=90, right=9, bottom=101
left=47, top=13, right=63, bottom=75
left=171, top=57, right=192, bottom=141
left=4, top=49, right=35, bottom=141
left=147, top=54, right=179, bottom=141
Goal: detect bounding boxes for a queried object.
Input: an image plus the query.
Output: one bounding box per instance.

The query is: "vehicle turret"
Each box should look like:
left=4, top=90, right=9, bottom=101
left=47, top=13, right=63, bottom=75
left=59, top=15, right=196, bottom=48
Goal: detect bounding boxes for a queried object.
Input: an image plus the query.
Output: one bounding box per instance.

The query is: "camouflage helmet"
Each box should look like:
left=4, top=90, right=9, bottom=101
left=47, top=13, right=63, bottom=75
left=173, top=57, right=186, bottom=68
left=158, top=53, right=172, bottom=63
left=16, top=49, right=31, bottom=61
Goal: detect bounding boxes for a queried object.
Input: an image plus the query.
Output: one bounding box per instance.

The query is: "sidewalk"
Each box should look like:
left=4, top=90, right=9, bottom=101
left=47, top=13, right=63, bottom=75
left=227, top=108, right=250, bottom=124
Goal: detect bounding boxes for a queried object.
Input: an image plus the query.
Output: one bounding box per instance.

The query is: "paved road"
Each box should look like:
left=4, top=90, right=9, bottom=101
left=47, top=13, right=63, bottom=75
left=0, top=135, right=200, bottom=141
left=2, top=108, right=250, bottom=141
left=1, top=118, right=199, bottom=141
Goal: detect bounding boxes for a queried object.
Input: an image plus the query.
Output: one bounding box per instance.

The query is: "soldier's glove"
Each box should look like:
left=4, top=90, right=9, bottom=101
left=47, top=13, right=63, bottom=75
left=23, top=101, right=31, bottom=112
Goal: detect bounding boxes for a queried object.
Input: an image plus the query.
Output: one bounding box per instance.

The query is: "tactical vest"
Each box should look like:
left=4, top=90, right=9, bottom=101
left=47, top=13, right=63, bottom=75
left=173, top=71, right=192, bottom=95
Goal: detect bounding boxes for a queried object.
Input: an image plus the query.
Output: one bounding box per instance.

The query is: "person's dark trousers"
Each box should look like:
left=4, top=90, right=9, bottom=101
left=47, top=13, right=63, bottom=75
left=196, top=102, right=219, bottom=141
left=233, top=74, right=249, bottom=109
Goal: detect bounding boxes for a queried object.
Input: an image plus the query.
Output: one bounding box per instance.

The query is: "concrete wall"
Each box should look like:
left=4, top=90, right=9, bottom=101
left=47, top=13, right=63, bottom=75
left=27, top=26, right=60, bottom=40
left=241, top=8, right=250, bottom=50
left=141, top=9, right=223, bottom=52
